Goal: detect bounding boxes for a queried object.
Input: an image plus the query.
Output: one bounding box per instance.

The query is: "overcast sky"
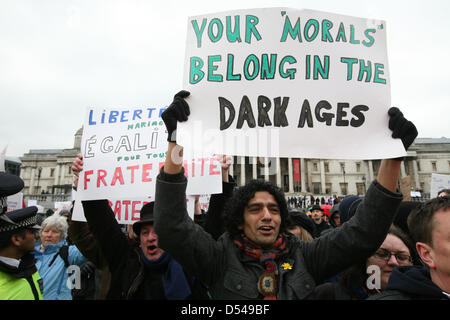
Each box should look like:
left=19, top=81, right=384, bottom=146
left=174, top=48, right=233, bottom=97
left=1, top=0, right=449, bottom=158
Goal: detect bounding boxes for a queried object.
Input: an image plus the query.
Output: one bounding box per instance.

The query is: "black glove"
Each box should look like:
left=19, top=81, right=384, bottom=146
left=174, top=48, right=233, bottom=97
left=80, top=261, right=96, bottom=275
left=161, top=90, right=190, bottom=142
left=388, top=107, right=418, bottom=160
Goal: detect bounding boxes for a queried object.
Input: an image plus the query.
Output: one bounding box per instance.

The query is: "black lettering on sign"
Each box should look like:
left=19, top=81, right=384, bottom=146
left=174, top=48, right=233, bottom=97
left=237, top=95, right=256, bottom=129
left=298, top=99, right=314, bottom=128
left=350, top=105, right=369, bottom=127
left=219, top=97, right=235, bottom=130
left=315, top=100, right=334, bottom=126
left=257, top=95, right=272, bottom=127
left=274, top=97, right=289, bottom=127
left=336, top=103, right=350, bottom=126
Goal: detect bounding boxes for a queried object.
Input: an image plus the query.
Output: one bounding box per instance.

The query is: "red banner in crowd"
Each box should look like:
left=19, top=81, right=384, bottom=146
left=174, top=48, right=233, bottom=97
left=293, top=159, right=301, bottom=182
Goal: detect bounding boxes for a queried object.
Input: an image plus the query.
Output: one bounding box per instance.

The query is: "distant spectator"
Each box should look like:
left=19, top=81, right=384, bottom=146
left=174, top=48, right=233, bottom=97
left=310, top=205, right=330, bottom=238
left=59, top=210, right=70, bottom=220
left=338, top=195, right=363, bottom=225
left=437, top=189, right=450, bottom=197
left=287, top=209, right=315, bottom=241
left=392, top=201, right=421, bottom=237
left=329, top=204, right=341, bottom=228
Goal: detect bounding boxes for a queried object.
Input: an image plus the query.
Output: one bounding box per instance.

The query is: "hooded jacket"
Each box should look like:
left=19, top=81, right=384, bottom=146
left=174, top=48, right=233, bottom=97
left=368, top=266, right=450, bottom=300
left=34, top=240, right=86, bottom=300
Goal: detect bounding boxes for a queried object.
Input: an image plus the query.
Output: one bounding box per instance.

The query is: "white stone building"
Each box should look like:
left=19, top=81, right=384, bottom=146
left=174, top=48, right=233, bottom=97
left=19, top=128, right=83, bottom=208
left=18, top=127, right=450, bottom=209
left=227, top=138, right=450, bottom=199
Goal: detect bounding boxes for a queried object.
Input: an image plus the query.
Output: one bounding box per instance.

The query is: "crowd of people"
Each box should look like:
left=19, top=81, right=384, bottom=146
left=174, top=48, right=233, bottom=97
left=1, top=91, right=449, bottom=301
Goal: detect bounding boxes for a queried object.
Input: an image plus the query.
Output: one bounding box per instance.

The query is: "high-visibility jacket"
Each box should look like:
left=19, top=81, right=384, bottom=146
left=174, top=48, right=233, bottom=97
left=0, top=269, right=43, bottom=300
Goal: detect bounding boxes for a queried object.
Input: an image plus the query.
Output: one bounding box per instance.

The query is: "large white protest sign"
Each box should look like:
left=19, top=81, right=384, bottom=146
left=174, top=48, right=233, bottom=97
left=72, top=105, right=222, bottom=223
left=430, top=173, right=450, bottom=198
left=177, top=8, right=405, bottom=160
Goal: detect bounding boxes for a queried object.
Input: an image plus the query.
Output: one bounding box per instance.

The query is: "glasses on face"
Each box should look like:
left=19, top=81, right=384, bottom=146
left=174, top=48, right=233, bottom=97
left=373, top=248, right=412, bottom=265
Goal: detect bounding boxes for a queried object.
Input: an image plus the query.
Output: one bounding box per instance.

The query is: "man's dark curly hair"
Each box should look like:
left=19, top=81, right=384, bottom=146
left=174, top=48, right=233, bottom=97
left=224, top=179, right=289, bottom=235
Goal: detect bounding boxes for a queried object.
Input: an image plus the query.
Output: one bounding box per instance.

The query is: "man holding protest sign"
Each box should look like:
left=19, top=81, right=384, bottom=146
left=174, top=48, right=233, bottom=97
left=73, top=146, right=235, bottom=299
left=153, top=90, right=418, bottom=299
left=74, top=151, right=201, bottom=299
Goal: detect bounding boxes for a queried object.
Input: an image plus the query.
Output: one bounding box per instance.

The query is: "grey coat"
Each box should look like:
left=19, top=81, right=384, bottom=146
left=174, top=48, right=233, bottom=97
left=154, top=170, right=402, bottom=300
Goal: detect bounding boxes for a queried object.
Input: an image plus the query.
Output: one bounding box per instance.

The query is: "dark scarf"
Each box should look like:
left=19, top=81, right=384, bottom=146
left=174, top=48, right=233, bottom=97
left=233, top=234, right=288, bottom=300
left=139, top=249, right=192, bottom=300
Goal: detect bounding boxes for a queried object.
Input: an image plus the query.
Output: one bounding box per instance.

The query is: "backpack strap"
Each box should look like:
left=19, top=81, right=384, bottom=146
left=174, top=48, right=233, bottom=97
left=58, top=245, right=70, bottom=268
left=48, top=245, right=70, bottom=268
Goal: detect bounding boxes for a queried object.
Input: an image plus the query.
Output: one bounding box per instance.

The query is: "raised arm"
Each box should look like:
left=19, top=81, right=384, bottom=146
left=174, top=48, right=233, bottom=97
left=162, top=90, right=190, bottom=175
left=71, top=154, right=130, bottom=272
left=302, top=107, right=418, bottom=283
left=69, top=160, right=108, bottom=268
left=204, top=155, right=236, bottom=240
left=377, top=107, right=418, bottom=192
left=154, top=91, right=224, bottom=285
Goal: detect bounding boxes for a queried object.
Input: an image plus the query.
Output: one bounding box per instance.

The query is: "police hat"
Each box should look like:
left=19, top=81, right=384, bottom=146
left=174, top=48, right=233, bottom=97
left=0, top=172, right=25, bottom=223
left=0, top=206, right=41, bottom=233
left=0, top=172, right=24, bottom=198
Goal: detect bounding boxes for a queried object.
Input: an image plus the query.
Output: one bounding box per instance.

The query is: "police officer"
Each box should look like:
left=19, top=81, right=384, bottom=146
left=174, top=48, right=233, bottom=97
left=0, top=172, right=43, bottom=300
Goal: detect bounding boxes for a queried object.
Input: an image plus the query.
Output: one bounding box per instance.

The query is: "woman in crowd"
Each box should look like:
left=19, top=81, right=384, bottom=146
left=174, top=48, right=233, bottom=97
left=312, top=224, right=421, bottom=299
left=286, top=209, right=315, bottom=241
left=34, top=214, right=86, bottom=300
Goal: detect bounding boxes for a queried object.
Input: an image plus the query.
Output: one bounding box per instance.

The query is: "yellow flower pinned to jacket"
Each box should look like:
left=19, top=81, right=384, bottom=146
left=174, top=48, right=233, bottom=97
left=281, top=263, right=292, bottom=270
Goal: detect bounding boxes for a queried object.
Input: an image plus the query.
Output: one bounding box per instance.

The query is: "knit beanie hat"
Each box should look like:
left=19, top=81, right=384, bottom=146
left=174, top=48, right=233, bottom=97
left=288, top=209, right=316, bottom=237
left=393, top=201, right=421, bottom=236
left=339, top=195, right=363, bottom=224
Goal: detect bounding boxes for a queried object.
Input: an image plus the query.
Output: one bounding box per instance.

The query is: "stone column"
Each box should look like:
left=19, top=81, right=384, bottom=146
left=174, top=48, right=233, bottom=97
left=252, top=157, right=257, bottom=179
left=240, top=156, right=246, bottom=186
left=288, top=158, right=294, bottom=193
left=276, top=158, right=281, bottom=188
left=412, top=160, right=420, bottom=189
left=301, top=158, right=306, bottom=192
left=368, top=160, right=374, bottom=182
left=54, top=164, right=61, bottom=186
left=400, top=162, right=407, bottom=178
left=319, top=160, right=326, bottom=194
left=264, top=157, right=269, bottom=181
left=29, top=168, right=36, bottom=194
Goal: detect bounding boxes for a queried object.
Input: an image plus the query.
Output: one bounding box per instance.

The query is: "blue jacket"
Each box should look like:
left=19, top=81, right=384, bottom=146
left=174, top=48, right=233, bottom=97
left=34, top=240, right=86, bottom=300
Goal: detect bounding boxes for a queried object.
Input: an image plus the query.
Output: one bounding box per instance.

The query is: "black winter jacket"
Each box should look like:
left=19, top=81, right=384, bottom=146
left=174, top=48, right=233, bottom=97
left=154, top=168, right=403, bottom=300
